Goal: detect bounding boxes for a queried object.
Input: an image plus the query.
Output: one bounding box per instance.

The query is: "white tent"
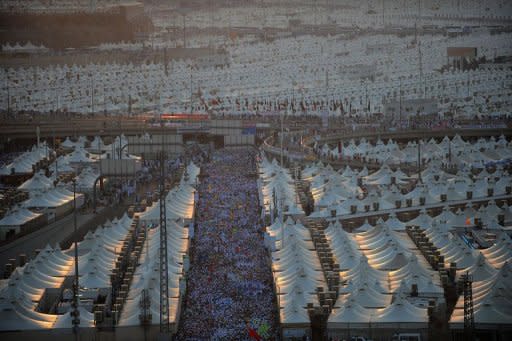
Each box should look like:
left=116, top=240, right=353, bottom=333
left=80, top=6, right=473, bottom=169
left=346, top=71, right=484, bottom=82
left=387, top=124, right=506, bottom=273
left=0, top=208, right=44, bottom=240
left=18, top=171, right=54, bottom=192
left=373, top=293, right=428, bottom=325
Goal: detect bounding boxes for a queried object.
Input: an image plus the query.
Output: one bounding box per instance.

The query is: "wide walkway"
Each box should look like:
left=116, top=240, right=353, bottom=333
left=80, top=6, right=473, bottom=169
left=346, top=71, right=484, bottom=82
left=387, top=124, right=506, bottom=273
left=177, top=149, right=277, bottom=340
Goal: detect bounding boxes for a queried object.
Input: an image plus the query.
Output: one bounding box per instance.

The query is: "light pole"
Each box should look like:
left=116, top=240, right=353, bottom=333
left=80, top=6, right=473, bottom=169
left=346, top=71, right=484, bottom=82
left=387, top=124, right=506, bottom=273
left=71, top=178, right=80, bottom=337
left=280, top=196, right=284, bottom=249
left=280, top=109, right=284, bottom=166
left=190, top=64, right=194, bottom=114
left=5, top=68, right=11, bottom=117
left=399, top=77, right=403, bottom=127
left=119, top=126, right=122, bottom=160
left=53, top=131, right=58, bottom=180
left=90, top=72, right=94, bottom=114
left=365, top=79, right=368, bottom=116
left=417, top=139, right=422, bottom=183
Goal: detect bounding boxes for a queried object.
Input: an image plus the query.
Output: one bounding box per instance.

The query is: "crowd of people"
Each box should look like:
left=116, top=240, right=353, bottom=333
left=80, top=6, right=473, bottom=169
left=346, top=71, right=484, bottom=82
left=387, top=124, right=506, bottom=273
left=177, top=148, right=278, bottom=340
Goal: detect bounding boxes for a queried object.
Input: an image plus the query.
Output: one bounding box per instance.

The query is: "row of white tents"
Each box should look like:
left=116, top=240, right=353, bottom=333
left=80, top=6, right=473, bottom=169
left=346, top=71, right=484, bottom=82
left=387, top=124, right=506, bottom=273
left=0, top=163, right=199, bottom=331
left=0, top=214, right=134, bottom=330
left=265, top=215, right=442, bottom=329
left=267, top=217, right=326, bottom=325
left=0, top=134, right=132, bottom=175
left=119, top=161, right=199, bottom=328
left=258, top=157, right=304, bottom=217
left=319, top=134, right=512, bottom=169
left=303, top=150, right=511, bottom=218
left=0, top=208, right=44, bottom=240
left=0, top=143, right=52, bottom=175
left=263, top=195, right=511, bottom=333
left=261, top=132, right=511, bottom=335
left=2, top=26, right=511, bottom=117
left=0, top=184, right=85, bottom=240
left=0, top=135, right=138, bottom=240
left=0, top=135, right=131, bottom=177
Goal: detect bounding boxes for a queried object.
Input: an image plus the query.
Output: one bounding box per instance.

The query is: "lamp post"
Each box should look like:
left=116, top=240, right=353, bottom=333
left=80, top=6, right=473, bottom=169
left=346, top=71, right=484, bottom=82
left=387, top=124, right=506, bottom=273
left=280, top=196, right=284, bottom=249
left=190, top=63, right=194, bottom=114
left=118, top=116, right=122, bottom=160
left=54, top=150, right=59, bottom=181
left=280, top=107, right=286, bottom=166
left=417, top=139, right=422, bottom=183
left=90, top=72, right=94, bottom=114
left=399, top=77, right=403, bottom=127
left=71, top=178, right=80, bottom=336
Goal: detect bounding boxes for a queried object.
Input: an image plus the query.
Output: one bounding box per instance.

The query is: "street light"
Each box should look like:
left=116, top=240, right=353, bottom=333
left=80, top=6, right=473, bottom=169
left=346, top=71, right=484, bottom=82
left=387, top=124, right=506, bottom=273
left=176, top=8, right=188, bottom=48
left=399, top=76, right=403, bottom=127
left=280, top=109, right=284, bottom=166
left=71, top=178, right=80, bottom=336
left=280, top=196, right=284, bottom=249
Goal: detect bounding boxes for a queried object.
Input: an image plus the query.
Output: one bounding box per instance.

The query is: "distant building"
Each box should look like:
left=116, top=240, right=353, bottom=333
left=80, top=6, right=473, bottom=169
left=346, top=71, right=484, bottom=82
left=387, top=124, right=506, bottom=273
left=447, top=47, right=477, bottom=58
left=447, top=47, right=477, bottom=68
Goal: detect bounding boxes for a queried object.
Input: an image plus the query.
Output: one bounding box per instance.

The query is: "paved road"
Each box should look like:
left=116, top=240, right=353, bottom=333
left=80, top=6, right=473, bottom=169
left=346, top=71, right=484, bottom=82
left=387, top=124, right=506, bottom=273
left=0, top=211, right=95, bottom=267
left=0, top=202, right=136, bottom=266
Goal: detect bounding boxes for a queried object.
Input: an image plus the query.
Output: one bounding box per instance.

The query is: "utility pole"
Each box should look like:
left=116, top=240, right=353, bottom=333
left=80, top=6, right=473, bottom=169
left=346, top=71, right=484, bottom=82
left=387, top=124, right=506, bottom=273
left=448, top=140, right=452, bottom=166
left=314, top=0, right=318, bottom=27
left=72, top=179, right=80, bottom=337
left=419, top=45, right=423, bottom=97
left=382, top=0, right=385, bottom=27
left=118, top=118, right=122, bottom=160
left=90, top=73, right=94, bottom=114
left=209, top=0, right=213, bottom=49
left=417, top=0, right=421, bottom=26
left=190, top=65, right=193, bottom=114
left=463, top=272, right=474, bottom=341
left=53, top=130, right=58, bottom=179
left=182, top=13, right=186, bottom=48
left=159, top=130, right=170, bottom=336
left=280, top=197, right=284, bottom=249
left=56, top=79, right=61, bottom=113
left=414, top=22, right=417, bottom=45
left=417, top=139, right=422, bottom=183
left=365, top=81, right=368, bottom=113
left=399, top=77, right=402, bottom=125
left=103, top=83, right=107, bottom=114
left=280, top=109, right=284, bottom=166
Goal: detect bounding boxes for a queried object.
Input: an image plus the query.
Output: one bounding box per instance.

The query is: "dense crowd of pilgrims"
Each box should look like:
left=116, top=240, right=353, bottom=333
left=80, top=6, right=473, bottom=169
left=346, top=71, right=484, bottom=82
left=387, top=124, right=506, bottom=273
left=177, top=149, right=277, bottom=340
